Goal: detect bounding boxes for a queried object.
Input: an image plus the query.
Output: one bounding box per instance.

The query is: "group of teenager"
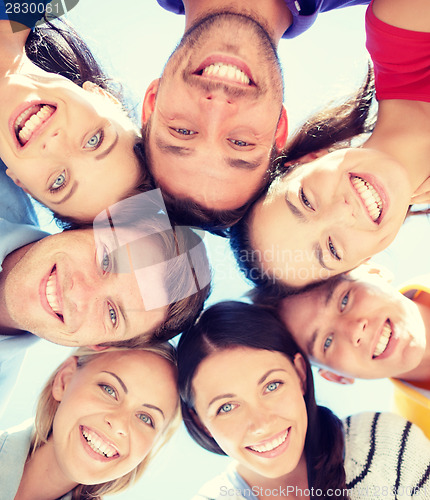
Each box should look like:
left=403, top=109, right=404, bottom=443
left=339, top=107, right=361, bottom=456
left=1, top=0, right=430, bottom=498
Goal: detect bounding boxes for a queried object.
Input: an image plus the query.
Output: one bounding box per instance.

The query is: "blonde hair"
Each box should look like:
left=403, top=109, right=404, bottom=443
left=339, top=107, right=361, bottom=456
left=30, top=344, right=180, bottom=499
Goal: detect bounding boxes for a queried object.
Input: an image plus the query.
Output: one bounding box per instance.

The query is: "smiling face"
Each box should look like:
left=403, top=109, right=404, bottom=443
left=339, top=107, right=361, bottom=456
left=279, top=273, right=426, bottom=379
left=51, top=350, right=178, bottom=485
left=3, top=229, right=168, bottom=346
left=0, top=73, right=141, bottom=220
left=249, top=148, right=413, bottom=286
left=142, top=13, right=287, bottom=210
left=192, top=347, right=307, bottom=481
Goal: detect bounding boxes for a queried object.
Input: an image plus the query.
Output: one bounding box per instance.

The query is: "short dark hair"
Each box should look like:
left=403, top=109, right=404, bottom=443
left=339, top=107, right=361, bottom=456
left=177, top=301, right=348, bottom=497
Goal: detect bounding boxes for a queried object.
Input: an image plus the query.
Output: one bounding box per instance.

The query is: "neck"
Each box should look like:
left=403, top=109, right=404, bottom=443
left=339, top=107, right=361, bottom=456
left=0, top=242, right=34, bottom=330
left=398, top=300, right=430, bottom=383
left=364, top=100, right=430, bottom=194
left=182, top=0, right=292, bottom=45
left=15, top=439, right=77, bottom=500
left=237, top=452, right=309, bottom=500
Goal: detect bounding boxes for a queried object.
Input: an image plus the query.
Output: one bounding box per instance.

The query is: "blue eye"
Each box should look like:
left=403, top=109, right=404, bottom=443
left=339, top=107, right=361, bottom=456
left=138, top=413, right=154, bottom=427
left=100, top=247, right=111, bottom=273
left=108, top=304, right=117, bottom=326
left=328, top=238, right=341, bottom=261
left=85, top=130, right=103, bottom=149
left=229, top=139, right=250, bottom=147
left=100, top=384, right=116, bottom=398
left=300, top=187, right=314, bottom=210
left=340, top=292, right=350, bottom=312
left=50, top=172, right=66, bottom=192
left=218, top=403, right=234, bottom=414
left=174, top=128, right=197, bottom=136
left=324, top=335, right=333, bottom=351
left=266, top=381, right=281, bottom=392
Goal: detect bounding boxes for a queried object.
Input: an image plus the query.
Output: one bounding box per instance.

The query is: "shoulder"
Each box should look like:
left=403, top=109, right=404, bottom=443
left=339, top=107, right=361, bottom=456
left=343, top=412, right=430, bottom=497
left=193, top=463, right=251, bottom=500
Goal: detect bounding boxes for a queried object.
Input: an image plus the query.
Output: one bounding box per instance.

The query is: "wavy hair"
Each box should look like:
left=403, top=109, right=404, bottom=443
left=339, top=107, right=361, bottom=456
left=177, top=301, right=348, bottom=498
left=31, top=344, right=180, bottom=500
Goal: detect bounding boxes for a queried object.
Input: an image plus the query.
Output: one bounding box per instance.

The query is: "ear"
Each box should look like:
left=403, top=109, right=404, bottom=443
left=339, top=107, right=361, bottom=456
left=142, top=79, right=160, bottom=126
left=5, top=169, right=30, bottom=193
left=82, top=81, right=121, bottom=106
left=87, top=344, right=110, bottom=352
left=411, top=176, right=430, bottom=205
left=52, top=357, right=78, bottom=402
left=293, top=353, right=308, bottom=395
left=318, top=368, right=355, bottom=385
left=274, top=106, right=288, bottom=150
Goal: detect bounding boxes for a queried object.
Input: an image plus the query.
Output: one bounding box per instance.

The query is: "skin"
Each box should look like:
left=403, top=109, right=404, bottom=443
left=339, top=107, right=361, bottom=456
left=16, top=350, right=178, bottom=499
left=192, top=347, right=308, bottom=487
left=0, top=20, right=141, bottom=221
left=0, top=229, right=168, bottom=346
left=142, top=12, right=288, bottom=211
left=250, top=148, right=413, bottom=287
left=278, top=272, right=427, bottom=380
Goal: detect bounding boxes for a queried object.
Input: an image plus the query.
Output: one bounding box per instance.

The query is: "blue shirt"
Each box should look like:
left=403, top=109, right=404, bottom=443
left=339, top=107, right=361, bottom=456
left=156, top=0, right=370, bottom=38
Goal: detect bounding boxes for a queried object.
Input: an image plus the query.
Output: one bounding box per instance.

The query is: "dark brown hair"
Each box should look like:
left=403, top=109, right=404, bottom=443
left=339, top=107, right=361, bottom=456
left=177, top=301, right=348, bottom=498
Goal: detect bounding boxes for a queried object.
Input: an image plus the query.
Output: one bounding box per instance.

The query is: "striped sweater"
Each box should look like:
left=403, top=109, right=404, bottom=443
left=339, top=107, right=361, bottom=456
left=193, top=412, right=430, bottom=499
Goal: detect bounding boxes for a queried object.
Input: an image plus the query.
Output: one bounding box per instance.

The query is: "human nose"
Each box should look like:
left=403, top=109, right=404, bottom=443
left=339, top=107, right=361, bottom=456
left=246, top=405, right=273, bottom=435
left=63, top=270, right=100, bottom=330
left=104, top=411, right=129, bottom=437
left=200, top=92, right=237, bottom=128
left=324, top=194, right=355, bottom=226
left=40, top=129, right=71, bottom=156
left=344, top=316, right=368, bottom=346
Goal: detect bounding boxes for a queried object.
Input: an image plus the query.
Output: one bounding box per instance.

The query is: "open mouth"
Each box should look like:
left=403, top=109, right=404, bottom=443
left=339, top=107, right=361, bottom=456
left=81, top=426, right=119, bottom=459
left=14, top=103, right=56, bottom=146
left=351, top=175, right=383, bottom=223
left=373, top=320, right=392, bottom=358
left=247, top=428, right=289, bottom=453
left=45, top=265, right=64, bottom=322
left=194, top=56, right=254, bottom=86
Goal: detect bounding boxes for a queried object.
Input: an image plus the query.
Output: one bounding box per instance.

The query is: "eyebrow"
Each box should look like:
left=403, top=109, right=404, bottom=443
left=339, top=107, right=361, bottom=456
left=102, top=371, right=128, bottom=393
left=313, top=242, right=334, bottom=271
left=143, top=403, right=165, bottom=419
left=285, top=192, right=307, bottom=222
left=156, top=135, right=265, bottom=169
left=50, top=181, right=78, bottom=205
left=226, top=155, right=265, bottom=171
left=306, top=280, right=338, bottom=356
left=208, top=393, right=236, bottom=409
left=96, top=131, right=119, bottom=160
left=258, top=368, right=287, bottom=385
left=155, top=136, right=193, bottom=156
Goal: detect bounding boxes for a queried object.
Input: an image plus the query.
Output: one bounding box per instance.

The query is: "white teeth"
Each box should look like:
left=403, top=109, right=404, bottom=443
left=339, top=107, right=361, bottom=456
left=249, top=429, right=289, bottom=453
left=202, top=63, right=251, bottom=85
left=352, top=176, right=383, bottom=222
left=373, top=322, right=392, bottom=358
left=81, top=428, right=117, bottom=458
left=15, top=104, right=55, bottom=146
left=46, top=269, right=62, bottom=317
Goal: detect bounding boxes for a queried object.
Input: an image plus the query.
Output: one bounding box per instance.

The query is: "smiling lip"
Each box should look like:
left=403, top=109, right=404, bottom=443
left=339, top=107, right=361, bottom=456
left=194, top=55, right=255, bottom=86
left=350, top=173, right=389, bottom=225
left=371, top=320, right=399, bottom=360
left=246, top=427, right=291, bottom=459
left=40, top=265, right=64, bottom=322
left=9, top=100, right=56, bottom=150
left=80, top=425, right=120, bottom=463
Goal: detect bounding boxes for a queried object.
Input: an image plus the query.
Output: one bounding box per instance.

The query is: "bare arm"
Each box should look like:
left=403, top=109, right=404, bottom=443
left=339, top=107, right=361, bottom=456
left=372, top=0, right=430, bottom=32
